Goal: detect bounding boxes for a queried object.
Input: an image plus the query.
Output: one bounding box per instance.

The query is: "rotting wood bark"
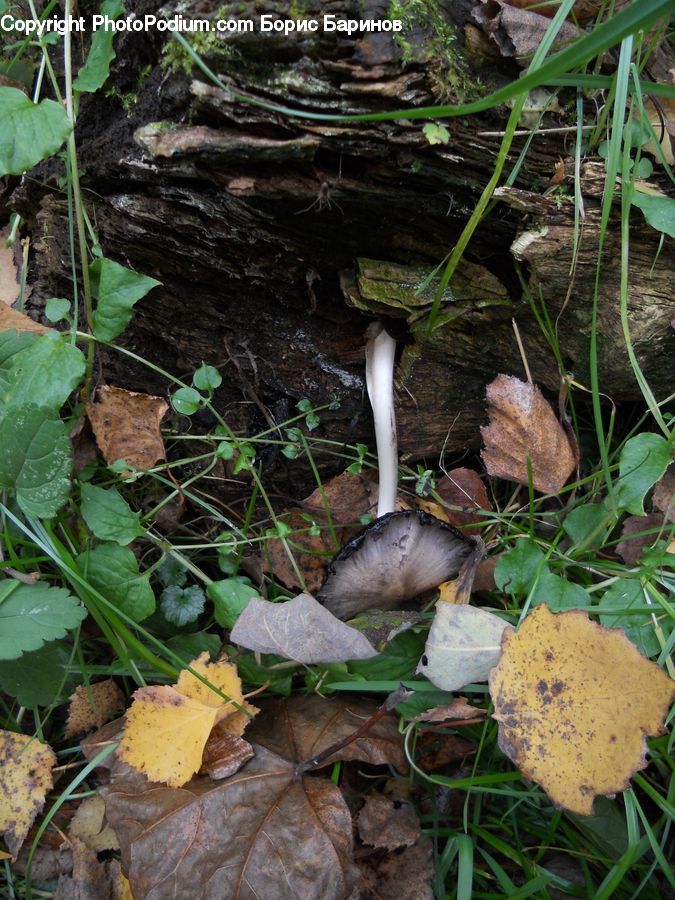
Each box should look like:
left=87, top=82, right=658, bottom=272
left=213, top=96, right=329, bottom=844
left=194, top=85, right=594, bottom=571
left=8, top=0, right=674, bottom=467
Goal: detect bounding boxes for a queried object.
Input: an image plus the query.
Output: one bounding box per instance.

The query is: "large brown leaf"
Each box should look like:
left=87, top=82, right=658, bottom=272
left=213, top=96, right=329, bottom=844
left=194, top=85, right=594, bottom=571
left=86, top=386, right=167, bottom=472
left=95, top=695, right=404, bottom=899
left=480, top=374, right=575, bottom=494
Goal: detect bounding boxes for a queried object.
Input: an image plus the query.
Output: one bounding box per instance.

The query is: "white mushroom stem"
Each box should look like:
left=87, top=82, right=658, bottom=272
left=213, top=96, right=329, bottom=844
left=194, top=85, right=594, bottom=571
left=365, top=322, right=398, bottom=518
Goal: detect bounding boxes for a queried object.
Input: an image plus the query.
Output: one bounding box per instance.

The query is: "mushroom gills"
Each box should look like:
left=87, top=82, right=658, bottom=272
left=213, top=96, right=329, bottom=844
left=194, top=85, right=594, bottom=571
left=318, top=509, right=476, bottom=620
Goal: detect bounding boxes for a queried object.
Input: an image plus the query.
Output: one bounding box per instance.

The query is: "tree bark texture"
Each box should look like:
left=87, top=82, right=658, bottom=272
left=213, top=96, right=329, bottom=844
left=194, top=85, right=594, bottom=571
left=11, top=0, right=675, bottom=464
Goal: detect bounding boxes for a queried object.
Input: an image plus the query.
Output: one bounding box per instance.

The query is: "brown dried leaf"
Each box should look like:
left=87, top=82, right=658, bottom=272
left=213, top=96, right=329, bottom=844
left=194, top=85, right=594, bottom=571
left=0, top=730, right=56, bottom=857
left=481, top=374, right=576, bottom=494
left=433, top=466, right=492, bottom=532
left=653, top=464, right=675, bottom=523
left=473, top=1, right=583, bottom=62
left=0, top=229, right=21, bottom=308
left=414, top=697, right=486, bottom=724
left=416, top=732, right=476, bottom=773
left=65, top=680, right=126, bottom=738
left=94, top=695, right=404, bottom=900
left=86, top=386, right=167, bottom=472
left=616, top=513, right=664, bottom=566
left=53, top=836, right=110, bottom=900
left=199, top=728, right=254, bottom=780
left=357, top=796, right=421, bottom=850
left=489, top=605, right=675, bottom=815
left=265, top=471, right=374, bottom=592
left=229, top=592, right=378, bottom=663
left=355, top=837, right=434, bottom=900
left=69, top=796, right=119, bottom=853
left=0, top=302, right=49, bottom=335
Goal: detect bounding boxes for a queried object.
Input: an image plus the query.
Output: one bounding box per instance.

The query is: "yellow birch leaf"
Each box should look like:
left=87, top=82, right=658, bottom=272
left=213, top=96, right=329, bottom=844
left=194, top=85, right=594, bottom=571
left=489, top=605, right=675, bottom=815
left=117, top=685, right=219, bottom=788
left=0, top=730, right=56, bottom=857
left=174, top=652, right=244, bottom=716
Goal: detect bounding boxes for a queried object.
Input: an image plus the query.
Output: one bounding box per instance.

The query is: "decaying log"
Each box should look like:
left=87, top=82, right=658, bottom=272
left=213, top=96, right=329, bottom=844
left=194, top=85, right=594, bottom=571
left=10, top=0, right=674, bottom=466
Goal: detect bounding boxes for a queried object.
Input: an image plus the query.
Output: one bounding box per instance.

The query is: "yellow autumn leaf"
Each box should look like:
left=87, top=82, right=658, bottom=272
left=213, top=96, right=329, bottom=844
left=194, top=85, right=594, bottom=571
left=117, top=654, right=254, bottom=788
left=489, top=605, right=675, bottom=815
left=0, top=730, right=56, bottom=857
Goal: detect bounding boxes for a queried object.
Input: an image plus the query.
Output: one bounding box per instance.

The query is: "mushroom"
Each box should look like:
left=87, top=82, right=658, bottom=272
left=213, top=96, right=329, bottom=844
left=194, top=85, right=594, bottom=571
left=318, top=321, right=478, bottom=620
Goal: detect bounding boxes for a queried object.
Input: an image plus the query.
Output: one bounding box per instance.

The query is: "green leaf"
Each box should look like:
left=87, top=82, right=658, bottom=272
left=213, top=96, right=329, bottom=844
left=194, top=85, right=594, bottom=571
left=422, top=122, right=450, bottom=145
left=631, top=191, right=675, bottom=238
left=166, top=631, right=221, bottom=664
left=157, top=556, right=188, bottom=588
left=395, top=688, right=454, bottom=719
left=494, top=539, right=546, bottom=597
left=0, top=331, right=85, bottom=413
left=172, top=387, right=202, bottom=415
left=0, top=580, right=85, bottom=660
left=598, top=579, right=662, bottom=657
left=232, top=650, right=293, bottom=696
left=208, top=577, right=260, bottom=629
left=80, top=483, right=145, bottom=545
left=0, top=641, right=70, bottom=706
left=563, top=504, right=608, bottom=545
left=531, top=571, right=588, bottom=612
left=73, top=0, right=124, bottom=93
left=193, top=364, right=222, bottom=391
left=90, top=258, right=161, bottom=341
left=0, top=404, right=72, bottom=517
left=160, top=585, right=206, bottom=626
left=44, top=298, right=71, bottom=323
left=0, top=87, right=71, bottom=176
left=78, top=543, right=155, bottom=622
left=348, top=630, right=426, bottom=681
left=215, top=441, right=234, bottom=460
left=0, top=330, right=38, bottom=397
left=617, top=433, right=672, bottom=515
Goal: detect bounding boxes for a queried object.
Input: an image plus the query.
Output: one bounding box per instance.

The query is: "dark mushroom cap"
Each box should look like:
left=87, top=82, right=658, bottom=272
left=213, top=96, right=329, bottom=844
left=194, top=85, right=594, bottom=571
left=318, top=509, right=476, bottom=620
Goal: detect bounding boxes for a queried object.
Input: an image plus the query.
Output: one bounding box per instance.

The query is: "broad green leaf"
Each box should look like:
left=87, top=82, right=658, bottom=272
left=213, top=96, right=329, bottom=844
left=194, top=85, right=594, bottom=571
left=208, top=577, right=260, bottom=629
left=44, top=298, right=71, bottom=323
left=73, top=0, right=124, bottom=93
left=567, top=797, right=628, bottom=860
left=348, top=629, right=426, bottom=681
left=193, top=364, right=222, bottom=391
left=0, top=641, right=70, bottom=706
left=417, top=604, right=511, bottom=691
left=0, top=330, right=37, bottom=395
left=157, top=556, right=188, bottom=588
left=80, top=483, right=145, bottom=545
left=494, top=539, right=546, bottom=597
left=617, top=433, right=672, bottom=515
left=166, top=631, right=221, bottom=664
left=1, top=332, right=85, bottom=413
left=172, top=387, right=202, bottom=415
left=599, top=579, right=661, bottom=657
left=0, top=404, right=72, bottom=517
left=0, top=87, right=71, bottom=176
left=90, top=258, right=161, bottom=341
left=631, top=191, right=675, bottom=239
left=531, top=571, right=588, bottom=612
left=234, top=651, right=293, bottom=696
left=0, top=580, right=86, bottom=660
left=160, top=585, right=206, bottom=626
left=78, top=543, right=155, bottom=622
left=563, top=504, right=608, bottom=545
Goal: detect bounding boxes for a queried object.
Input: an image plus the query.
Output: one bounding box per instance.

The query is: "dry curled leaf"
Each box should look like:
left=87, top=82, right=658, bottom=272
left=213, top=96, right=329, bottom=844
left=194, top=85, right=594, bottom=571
left=65, top=679, right=125, bottom=738
left=429, top=466, right=492, bottom=532
left=355, top=837, right=434, bottom=900
left=489, top=605, right=675, bottom=815
left=357, top=796, right=421, bottom=850
left=68, top=795, right=119, bottom=853
left=230, top=592, right=377, bottom=663
left=199, top=728, right=254, bottom=780
left=0, top=303, right=49, bottom=335
left=86, top=385, right=167, bottom=472
left=53, top=836, right=109, bottom=900
left=117, top=653, right=256, bottom=788
left=414, top=697, right=486, bottom=724
left=93, top=695, right=404, bottom=900
left=481, top=374, right=576, bottom=494
left=0, top=730, right=56, bottom=857
left=473, top=1, right=583, bottom=62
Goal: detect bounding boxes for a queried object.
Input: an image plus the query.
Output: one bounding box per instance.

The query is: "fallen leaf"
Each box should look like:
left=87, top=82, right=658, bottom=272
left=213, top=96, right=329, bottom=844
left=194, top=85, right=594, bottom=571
left=0, top=304, right=49, bottom=335
left=616, top=513, right=664, bottom=565
left=473, top=1, right=582, bottom=62
left=481, top=374, right=576, bottom=494
left=489, top=604, right=675, bottom=815
left=432, top=466, right=492, bottom=532
left=69, top=795, right=119, bottom=852
left=117, top=653, right=256, bottom=788
left=265, top=470, right=374, bottom=592
left=54, top=836, right=110, bottom=900
left=414, top=697, right=486, bottom=724
left=86, top=386, right=167, bottom=471
left=94, top=695, right=404, bottom=900
left=65, top=679, right=126, bottom=738
left=230, top=592, right=378, bottom=663
left=653, top=464, right=675, bottom=523
left=356, top=837, right=434, bottom=900
left=199, top=727, right=254, bottom=779
left=417, top=603, right=512, bottom=691
left=0, top=730, right=56, bottom=857
left=0, top=229, right=21, bottom=308
left=357, top=796, right=421, bottom=849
